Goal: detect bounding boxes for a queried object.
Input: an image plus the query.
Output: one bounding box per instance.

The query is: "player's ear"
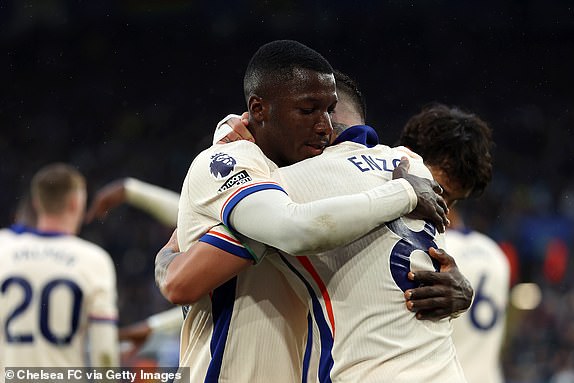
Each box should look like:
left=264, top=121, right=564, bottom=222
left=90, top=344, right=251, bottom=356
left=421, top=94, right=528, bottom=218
left=248, top=94, right=266, bottom=123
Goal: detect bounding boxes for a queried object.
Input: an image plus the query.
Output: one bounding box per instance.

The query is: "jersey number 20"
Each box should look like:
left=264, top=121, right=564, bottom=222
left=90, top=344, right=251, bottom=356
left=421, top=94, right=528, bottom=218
left=1, top=276, right=83, bottom=345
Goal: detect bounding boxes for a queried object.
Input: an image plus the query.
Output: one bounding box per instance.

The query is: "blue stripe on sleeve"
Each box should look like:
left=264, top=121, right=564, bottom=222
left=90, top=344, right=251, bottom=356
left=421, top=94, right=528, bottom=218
left=199, top=233, right=254, bottom=261
left=221, top=183, right=286, bottom=230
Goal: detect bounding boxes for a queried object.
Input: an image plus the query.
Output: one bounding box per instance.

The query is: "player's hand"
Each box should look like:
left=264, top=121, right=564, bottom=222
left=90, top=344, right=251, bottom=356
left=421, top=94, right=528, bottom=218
left=119, top=321, right=152, bottom=365
left=85, top=179, right=127, bottom=223
left=217, top=112, right=254, bottom=144
left=119, top=321, right=152, bottom=345
left=404, top=247, right=473, bottom=321
left=392, top=157, right=449, bottom=233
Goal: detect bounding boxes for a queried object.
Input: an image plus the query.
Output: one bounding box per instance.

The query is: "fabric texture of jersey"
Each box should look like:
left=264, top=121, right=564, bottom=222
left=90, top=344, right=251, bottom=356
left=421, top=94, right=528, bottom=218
left=447, top=229, right=510, bottom=383
left=265, top=140, right=466, bottom=383
left=0, top=226, right=118, bottom=372
left=176, top=141, right=307, bottom=382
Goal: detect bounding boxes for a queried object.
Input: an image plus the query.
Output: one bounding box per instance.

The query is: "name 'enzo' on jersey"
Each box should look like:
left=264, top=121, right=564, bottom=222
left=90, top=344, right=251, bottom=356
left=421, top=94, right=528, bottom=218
left=210, top=153, right=237, bottom=179
left=347, top=155, right=402, bottom=173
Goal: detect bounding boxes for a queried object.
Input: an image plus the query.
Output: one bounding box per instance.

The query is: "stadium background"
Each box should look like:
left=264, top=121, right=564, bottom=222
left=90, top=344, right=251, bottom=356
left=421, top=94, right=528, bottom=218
left=1, top=1, right=573, bottom=381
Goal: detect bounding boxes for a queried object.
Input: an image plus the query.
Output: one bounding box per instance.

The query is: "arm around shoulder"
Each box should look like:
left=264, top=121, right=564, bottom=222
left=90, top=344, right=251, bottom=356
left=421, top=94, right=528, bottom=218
left=228, top=179, right=416, bottom=255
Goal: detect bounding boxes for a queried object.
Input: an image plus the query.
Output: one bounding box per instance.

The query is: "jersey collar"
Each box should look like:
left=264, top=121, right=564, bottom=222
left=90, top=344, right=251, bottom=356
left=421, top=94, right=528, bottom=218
left=10, top=224, right=68, bottom=237
left=331, top=125, right=380, bottom=148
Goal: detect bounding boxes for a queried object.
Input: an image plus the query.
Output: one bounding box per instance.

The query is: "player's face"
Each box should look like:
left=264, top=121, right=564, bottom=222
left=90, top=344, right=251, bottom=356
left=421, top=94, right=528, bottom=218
left=329, top=92, right=364, bottom=143
left=427, top=165, right=472, bottom=207
left=259, top=69, right=337, bottom=167
left=331, top=93, right=363, bottom=127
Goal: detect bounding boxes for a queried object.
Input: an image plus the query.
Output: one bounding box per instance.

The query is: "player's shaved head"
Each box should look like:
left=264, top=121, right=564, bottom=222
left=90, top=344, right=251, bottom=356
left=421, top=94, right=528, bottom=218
left=243, top=40, right=333, bottom=101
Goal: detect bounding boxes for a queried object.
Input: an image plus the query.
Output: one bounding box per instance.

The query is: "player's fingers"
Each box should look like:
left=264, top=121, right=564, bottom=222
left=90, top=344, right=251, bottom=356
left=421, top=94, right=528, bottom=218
left=217, top=131, right=242, bottom=144
left=392, top=157, right=410, bottom=179
left=428, top=208, right=446, bottom=233
left=414, top=307, right=452, bottom=321
left=406, top=295, right=450, bottom=313
left=430, top=179, right=443, bottom=195
left=226, top=131, right=243, bottom=142
left=405, top=284, right=451, bottom=301
left=437, top=195, right=449, bottom=215
left=428, top=247, right=457, bottom=269
left=226, top=116, right=254, bottom=142
left=408, top=269, right=453, bottom=286
left=436, top=198, right=450, bottom=229
left=240, top=129, right=255, bottom=142
left=217, top=136, right=231, bottom=144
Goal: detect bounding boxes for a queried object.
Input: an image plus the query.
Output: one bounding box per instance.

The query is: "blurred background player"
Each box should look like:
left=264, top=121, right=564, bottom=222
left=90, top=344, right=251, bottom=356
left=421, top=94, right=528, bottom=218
left=396, top=105, right=506, bottom=381
left=446, top=204, right=510, bottom=383
left=0, top=163, right=119, bottom=372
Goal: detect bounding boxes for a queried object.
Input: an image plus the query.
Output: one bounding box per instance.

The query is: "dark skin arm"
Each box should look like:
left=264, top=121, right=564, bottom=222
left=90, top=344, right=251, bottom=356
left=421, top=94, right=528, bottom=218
left=223, top=115, right=451, bottom=232
left=404, top=247, right=473, bottom=320
left=85, top=179, right=127, bottom=223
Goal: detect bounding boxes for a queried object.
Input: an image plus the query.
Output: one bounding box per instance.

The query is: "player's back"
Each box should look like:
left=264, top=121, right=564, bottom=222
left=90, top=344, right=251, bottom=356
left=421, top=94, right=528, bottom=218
left=0, top=226, right=118, bottom=368
left=447, top=228, right=510, bottom=383
left=272, top=141, right=466, bottom=382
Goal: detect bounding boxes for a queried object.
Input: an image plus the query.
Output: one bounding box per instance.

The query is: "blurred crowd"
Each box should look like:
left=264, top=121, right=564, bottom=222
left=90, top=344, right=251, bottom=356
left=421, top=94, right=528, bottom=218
left=1, top=1, right=573, bottom=381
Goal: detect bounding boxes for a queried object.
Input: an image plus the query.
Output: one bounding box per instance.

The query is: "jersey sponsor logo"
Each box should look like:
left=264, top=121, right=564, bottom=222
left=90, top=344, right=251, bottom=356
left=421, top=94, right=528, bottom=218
left=210, top=152, right=237, bottom=179
left=217, top=170, right=252, bottom=193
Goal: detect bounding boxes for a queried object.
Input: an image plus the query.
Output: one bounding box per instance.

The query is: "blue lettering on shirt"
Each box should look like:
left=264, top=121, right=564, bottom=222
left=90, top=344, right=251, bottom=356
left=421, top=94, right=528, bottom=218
left=347, top=155, right=402, bottom=173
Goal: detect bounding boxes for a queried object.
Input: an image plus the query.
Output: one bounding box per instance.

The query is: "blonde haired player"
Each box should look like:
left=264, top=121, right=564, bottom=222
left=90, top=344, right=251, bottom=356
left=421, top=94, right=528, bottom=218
left=0, top=163, right=119, bottom=374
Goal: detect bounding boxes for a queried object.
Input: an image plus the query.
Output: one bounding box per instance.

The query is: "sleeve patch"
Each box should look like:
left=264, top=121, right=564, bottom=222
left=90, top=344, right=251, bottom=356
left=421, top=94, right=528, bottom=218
left=218, top=170, right=252, bottom=193
left=209, top=152, right=237, bottom=179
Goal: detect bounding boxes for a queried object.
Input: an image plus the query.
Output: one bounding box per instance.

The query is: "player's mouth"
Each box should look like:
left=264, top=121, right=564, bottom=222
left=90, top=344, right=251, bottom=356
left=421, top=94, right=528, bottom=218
left=305, top=141, right=329, bottom=156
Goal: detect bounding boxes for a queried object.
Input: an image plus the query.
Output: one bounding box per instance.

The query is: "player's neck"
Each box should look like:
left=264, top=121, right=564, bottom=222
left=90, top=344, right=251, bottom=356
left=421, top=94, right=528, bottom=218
left=36, top=215, right=78, bottom=235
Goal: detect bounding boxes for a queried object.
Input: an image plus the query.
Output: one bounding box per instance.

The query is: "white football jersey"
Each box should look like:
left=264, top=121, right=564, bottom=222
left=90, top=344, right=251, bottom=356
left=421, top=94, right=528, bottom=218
left=268, top=139, right=467, bottom=383
left=446, top=229, right=510, bottom=383
left=176, top=126, right=465, bottom=382
left=177, top=141, right=309, bottom=382
left=0, top=226, right=118, bottom=371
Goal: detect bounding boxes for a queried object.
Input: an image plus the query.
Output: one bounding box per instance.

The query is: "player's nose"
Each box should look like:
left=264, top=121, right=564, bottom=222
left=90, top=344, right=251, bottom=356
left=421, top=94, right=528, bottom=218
left=315, top=111, right=333, bottom=136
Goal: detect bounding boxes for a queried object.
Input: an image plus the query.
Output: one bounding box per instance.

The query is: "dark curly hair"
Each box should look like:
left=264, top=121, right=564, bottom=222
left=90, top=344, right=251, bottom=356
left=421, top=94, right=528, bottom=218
left=398, top=103, right=494, bottom=198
